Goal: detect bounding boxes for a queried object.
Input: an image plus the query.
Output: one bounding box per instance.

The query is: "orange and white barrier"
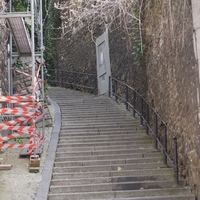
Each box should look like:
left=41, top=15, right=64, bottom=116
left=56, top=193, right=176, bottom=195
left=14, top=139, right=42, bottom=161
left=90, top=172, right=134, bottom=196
left=0, top=62, right=45, bottom=155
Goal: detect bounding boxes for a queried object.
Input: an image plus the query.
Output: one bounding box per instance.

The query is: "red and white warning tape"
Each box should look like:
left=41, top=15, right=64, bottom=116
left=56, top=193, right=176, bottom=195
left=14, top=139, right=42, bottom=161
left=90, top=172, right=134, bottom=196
left=0, top=63, right=45, bottom=155
left=0, top=143, right=34, bottom=149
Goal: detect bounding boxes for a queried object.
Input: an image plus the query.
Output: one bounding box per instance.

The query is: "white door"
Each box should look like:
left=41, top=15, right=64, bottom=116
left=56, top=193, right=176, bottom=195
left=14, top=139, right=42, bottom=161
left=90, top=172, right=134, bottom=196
left=96, top=29, right=111, bottom=95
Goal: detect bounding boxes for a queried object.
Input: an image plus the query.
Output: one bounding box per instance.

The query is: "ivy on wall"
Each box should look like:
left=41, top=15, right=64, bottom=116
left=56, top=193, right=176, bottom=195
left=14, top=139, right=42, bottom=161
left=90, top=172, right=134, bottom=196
left=11, top=0, right=28, bottom=12
left=43, top=0, right=61, bottom=72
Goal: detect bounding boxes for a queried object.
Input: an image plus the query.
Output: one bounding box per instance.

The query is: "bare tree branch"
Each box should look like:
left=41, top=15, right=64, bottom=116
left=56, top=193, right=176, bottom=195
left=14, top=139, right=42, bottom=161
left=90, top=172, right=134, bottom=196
left=55, top=0, right=142, bottom=39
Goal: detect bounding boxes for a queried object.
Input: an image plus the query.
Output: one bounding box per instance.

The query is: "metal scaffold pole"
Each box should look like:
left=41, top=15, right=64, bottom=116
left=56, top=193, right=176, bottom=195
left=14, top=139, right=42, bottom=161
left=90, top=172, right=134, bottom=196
left=0, top=0, right=45, bottom=172
left=40, top=0, right=45, bottom=138
left=31, top=0, right=35, bottom=93
left=8, top=0, right=12, bottom=97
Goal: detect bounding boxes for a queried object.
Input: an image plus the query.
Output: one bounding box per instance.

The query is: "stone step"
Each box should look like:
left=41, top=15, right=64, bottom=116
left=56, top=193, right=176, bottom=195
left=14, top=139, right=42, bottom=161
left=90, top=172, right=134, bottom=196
left=57, top=141, right=153, bottom=148
left=56, top=144, right=154, bottom=153
left=60, top=129, right=145, bottom=135
left=61, top=115, right=134, bottom=120
left=60, top=104, right=125, bottom=107
left=54, top=157, right=163, bottom=167
left=55, top=152, right=163, bottom=162
left=58, top=134, right=151, bottom=140
left=53, top=162, right=168, bottom=173
left=48, top=193, right=195, bottom=200
left=61, top=114, right=133, bottom=119
left=61, top=117, right=137, bottom=122
left=61, top=111, right=129, bottom=115
left=61, top=124, right=140, bottom=129
left=49, top=180, right=179, bottom=193
left=60, top=104, right=128, bottom=108
left=56, top=148, right=158, bottom=157
left=46, top=88, right=195, bottom=200
left=52, top=168, right=174, bottom=179
left=60, top=127, right=145, bottom=133
left=60, top=122, right=141, bottom=127
left=57, top=136, right=152, bottom=144
left=51, top=174, right=174, bottom=186
left=61, top=107, right=127, bottom=111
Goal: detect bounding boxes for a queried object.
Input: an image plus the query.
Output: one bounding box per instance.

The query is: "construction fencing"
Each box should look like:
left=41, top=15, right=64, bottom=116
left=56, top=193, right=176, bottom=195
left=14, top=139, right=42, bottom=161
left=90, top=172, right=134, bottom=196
left=0, top=63, right=45, bottom=155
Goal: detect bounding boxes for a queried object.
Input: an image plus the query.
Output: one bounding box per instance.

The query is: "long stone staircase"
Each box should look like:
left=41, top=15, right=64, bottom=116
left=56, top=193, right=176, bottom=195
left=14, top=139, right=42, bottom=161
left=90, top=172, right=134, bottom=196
left=47, top=87, right=195, bottom=200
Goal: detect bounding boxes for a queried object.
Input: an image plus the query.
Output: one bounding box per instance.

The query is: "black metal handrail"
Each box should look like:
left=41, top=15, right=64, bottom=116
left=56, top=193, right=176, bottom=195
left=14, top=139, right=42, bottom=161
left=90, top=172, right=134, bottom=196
left=109, top=76, right=179, bottom=184
left=45, top=69, right=97, bottom=94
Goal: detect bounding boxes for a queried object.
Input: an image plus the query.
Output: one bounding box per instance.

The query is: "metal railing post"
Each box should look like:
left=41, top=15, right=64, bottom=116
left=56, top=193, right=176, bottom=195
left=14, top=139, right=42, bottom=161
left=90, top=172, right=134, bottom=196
left=109, top=76, right=111, bottom=97
left=140, top=96, right=143, bottom=125
left=163, top=125, right=167, bottom=165
left=61, top=70, right=64, bottom=87
left=73, top=73, right=77, bottom=90
left=173, top=137, right=179, bottom=184
left=59, top=70, right=61, bottom=87
left=114, top=79, right=118, bottom=102
left=154, top=112, right=158, bottom=149
left=125, top=85, right=128, bottom=110
left=56, top=69, right=59, bottom=86
left=146, top=103, right=149, bottom=135
left=133, top=90, right=136, bottom=117
left=93, top=75, right=97, bottom=94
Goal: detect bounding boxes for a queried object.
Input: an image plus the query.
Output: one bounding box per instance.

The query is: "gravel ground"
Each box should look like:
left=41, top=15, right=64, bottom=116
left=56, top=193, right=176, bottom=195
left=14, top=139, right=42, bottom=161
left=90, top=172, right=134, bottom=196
left=0, top=104, right=54, bottom=200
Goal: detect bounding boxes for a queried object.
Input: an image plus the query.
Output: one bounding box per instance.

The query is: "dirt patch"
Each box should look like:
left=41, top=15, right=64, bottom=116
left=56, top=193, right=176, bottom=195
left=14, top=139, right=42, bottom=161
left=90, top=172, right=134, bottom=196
left=0, top=105, right=54, bottom=200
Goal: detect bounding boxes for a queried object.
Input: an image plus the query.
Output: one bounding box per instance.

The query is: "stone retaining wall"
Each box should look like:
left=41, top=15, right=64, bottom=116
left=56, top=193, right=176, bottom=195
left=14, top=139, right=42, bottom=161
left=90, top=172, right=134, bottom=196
left=143, top=0, right=200, bottom=198
left=0, top=23, right=9, bottom=95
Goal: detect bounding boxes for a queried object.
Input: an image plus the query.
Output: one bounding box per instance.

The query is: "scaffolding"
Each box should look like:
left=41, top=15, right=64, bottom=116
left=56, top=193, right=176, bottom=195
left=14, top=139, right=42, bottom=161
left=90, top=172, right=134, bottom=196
left=0, top=0, right=45, bottom=171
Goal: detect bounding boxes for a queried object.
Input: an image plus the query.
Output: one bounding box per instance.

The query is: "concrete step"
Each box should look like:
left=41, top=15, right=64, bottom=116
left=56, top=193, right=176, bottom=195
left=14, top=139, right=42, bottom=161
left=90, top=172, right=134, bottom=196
left=56, top=144, right=154, bottom=153
left=49, top=180, right=179, bottom=193
left=53, top=162, right=168, bottom=173
left=56, top=148, right=158, bottom=157
left=61, top=115, right=134, bottom=120
left=54, top=157, right=163, bottom=167
left=61, top=124, right=141, bottom=130
left=54, top=152, right=163, bottom=162
left=57, top=137, right=153, bottom=144
left=58, top=134, right=151, bottom=141
left=47, top=88, right=195, bottom=200
left=61, top=111, right=131, bottom=115
left=61, top=117, right=137, bottom=122
left=51, top=174, right=174, bottom=186
left=61, top=122, right=141, bottom=127
left=48, top=193, right=195, bottom=200
left=57, top=141, right=153, bottom=149
left=60, top=129, right=146, bottom=135
left=60, top=128, right=145, bottom=134
left=52, top=168, right=174, bottom=179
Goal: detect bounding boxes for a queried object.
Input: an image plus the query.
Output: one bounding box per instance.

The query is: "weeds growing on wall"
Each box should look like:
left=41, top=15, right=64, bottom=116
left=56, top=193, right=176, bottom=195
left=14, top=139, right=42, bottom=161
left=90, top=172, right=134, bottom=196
left=43, top=0, right=61, bottom=74
left=11, top=0, right=28, bottom=12
left=131, top=1, right=145, bottom=68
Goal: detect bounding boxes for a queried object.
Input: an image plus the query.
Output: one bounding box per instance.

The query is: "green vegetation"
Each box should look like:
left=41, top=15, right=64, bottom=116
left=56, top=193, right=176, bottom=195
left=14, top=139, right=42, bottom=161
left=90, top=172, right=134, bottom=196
left=132, top=29, right=145, bottom=67
left=15, top=137, right=23, bottom=144
left=43, top=0, right=61, bottom=72
left=11, top=0, right=28, bottom=12
left=13, top=58, right=23, bottom=69
left=132, top=4, right=145, bottom=67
